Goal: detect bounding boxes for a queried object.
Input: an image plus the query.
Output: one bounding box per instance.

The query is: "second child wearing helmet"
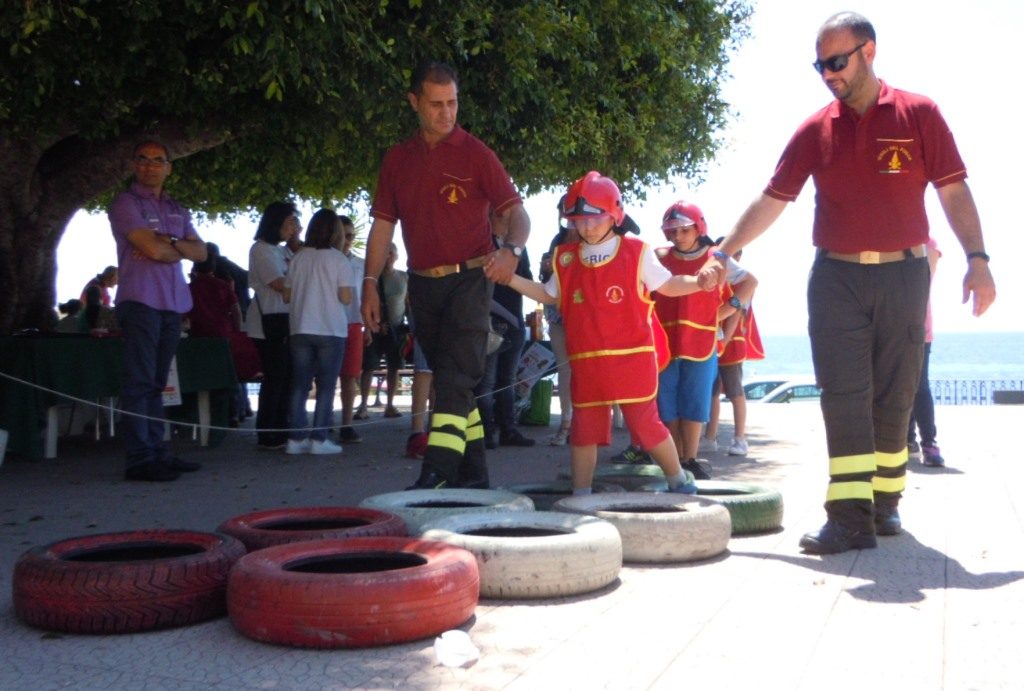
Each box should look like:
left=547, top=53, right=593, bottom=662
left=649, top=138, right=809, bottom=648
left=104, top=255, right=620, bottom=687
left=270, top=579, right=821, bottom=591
left=488, top=171, right=702, bottom=494
left=655, top=202, right=756, bottom=478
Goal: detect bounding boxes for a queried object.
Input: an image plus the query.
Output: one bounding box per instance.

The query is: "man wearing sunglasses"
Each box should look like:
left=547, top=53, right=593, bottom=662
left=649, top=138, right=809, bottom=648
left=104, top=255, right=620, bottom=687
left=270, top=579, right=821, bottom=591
left=699, top=12, right=996, bottom=555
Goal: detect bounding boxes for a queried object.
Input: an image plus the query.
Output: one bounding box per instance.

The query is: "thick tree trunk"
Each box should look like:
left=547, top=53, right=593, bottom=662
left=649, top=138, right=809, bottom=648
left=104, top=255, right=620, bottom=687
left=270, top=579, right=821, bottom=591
left=0, top=124, right=231, bottom=334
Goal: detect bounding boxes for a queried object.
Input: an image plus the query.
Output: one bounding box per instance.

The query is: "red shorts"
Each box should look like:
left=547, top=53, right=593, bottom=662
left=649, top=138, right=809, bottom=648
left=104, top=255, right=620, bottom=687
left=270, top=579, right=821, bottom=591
left=340, top=323, right=363, bottom=378
left=570, top=398, right=669, bottom=449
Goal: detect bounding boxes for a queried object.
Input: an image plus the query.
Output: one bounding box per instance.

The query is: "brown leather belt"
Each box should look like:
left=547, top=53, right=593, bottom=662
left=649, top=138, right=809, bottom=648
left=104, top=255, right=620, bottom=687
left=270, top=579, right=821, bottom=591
left=411, top=253, right=491, bottom=278
left=821, top=244, right=927, bottom=265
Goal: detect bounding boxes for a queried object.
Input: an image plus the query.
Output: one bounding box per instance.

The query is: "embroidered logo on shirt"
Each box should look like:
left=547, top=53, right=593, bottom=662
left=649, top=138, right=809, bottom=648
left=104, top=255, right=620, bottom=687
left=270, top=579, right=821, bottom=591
left=606, top=286, right=625, bottom=304
left=440, top=183, right=467, bottom=204
left=559, top=252, right=575, bottom=267
left=876, top=142, right=913, bottom=175
left=572, top=289, right=584, bottom=304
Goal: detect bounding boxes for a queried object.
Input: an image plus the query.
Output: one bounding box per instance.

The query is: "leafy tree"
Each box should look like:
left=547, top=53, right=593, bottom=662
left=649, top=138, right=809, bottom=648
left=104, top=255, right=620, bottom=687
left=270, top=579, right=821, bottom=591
left=0, top=0, right=750, bottom=333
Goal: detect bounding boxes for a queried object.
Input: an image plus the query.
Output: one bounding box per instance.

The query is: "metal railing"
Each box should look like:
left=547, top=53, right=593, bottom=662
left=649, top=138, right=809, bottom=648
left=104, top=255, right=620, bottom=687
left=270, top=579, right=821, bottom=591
left=931, top=379, right=1024, bottom=405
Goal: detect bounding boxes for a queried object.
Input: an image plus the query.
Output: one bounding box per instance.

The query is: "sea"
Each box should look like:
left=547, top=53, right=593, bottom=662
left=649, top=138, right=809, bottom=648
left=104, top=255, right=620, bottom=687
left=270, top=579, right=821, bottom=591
left=748, top=331, right=1024, bottom=384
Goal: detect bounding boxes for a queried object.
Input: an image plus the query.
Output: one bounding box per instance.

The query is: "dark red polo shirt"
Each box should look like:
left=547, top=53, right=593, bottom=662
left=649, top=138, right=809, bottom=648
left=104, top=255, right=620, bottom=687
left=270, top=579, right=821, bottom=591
left=765, top=81, right=967, bottom=253
left=371, top=125, right=521, bottom=270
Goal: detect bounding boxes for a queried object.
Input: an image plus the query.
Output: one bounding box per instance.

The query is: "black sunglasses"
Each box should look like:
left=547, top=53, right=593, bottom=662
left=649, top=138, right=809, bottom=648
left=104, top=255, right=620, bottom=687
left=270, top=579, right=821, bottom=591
left=812, top=42, right=866, bottom=75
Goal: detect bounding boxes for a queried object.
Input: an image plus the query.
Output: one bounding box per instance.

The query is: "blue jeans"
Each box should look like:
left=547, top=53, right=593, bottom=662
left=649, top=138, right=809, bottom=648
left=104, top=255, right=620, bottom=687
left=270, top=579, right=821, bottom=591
left=475, top=320, right=526, bottom=437
left=115, top=301, right=182, bottom=467
left=288, top=334, right=346, bottom=442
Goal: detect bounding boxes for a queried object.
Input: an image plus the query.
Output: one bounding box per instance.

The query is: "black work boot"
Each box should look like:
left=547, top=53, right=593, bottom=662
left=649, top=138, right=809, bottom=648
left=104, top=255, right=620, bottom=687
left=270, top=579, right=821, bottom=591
left=457, top=442, right=490, bottom=489
left=799, top=520, right=877, bottom=555
left=874, top=501, right=902, bottom=536
left=406, top=464, right=452, bottom=490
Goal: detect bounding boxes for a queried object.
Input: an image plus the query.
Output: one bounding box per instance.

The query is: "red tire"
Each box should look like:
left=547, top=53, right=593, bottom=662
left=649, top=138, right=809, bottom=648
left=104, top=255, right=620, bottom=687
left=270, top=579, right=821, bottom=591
left=13, top=530, right=245, bottom=634
left=228, top=537, right=479, bottom=648
left=218, top=506, right=407, bottom=551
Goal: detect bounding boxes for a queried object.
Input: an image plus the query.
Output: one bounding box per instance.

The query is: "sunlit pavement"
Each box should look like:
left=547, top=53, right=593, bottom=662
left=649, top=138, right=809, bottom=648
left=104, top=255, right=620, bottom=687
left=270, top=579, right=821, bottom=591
left=1, top=402, right=1021, bottom=690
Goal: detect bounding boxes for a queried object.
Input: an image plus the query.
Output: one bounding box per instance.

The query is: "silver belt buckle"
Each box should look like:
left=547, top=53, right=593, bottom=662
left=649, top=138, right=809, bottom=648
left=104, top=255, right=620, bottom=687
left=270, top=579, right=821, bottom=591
left=860, top=251, right=881, bottom=264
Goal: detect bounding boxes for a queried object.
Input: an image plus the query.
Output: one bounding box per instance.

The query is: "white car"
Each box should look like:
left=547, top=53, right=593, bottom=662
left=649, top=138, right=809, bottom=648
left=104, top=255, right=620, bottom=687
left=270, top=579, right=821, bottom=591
left=741, top=377, right=821, bottom=403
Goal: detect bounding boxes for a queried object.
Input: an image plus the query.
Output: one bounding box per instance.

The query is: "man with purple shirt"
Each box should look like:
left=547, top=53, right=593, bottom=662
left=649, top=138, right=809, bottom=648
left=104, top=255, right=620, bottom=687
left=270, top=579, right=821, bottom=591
left=109, top=140, right=207, bottom=481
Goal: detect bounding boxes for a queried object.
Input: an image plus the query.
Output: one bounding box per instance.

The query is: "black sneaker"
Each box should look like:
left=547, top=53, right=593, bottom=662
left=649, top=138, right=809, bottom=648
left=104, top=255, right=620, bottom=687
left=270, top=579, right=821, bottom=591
left=611, top=444, right=653, bottom=465
left=166, top=456, right=201, bottom=472
left=799, top=520, right=877, bottom=554
left=499, top=430, right=535, bottom=447
left=406, top=468, right=449, bottom=490
left=125, top=461, right=180, bottom=482
left=874, top=506, right=902, bottom=536
left=338, top=426, right=362, bottom=444
left=681, top=458, right=711, bottom=480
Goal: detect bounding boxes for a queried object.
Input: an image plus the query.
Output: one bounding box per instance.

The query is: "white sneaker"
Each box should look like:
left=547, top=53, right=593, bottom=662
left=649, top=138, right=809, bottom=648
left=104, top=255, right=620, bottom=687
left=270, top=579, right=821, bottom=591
left=286, top=438, right=312, bottom=455
left=546, top=428, right=570, bottom=446
left=698, top=437, right=718, bottom=454
left=727, top=438, right=748, bottom=456
left=310, top=439, right=343, bottom=455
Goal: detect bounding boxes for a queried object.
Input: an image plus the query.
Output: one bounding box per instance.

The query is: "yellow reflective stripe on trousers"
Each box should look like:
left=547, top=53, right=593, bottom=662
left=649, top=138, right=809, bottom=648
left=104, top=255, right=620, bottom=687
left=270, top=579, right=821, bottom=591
left=428, top=431, right=466, bottom=454
left=872, top=474, right=906, bottom=493
left=826, top=481, right=874, bottom=502
left=875, top=449, right=908, bottom=468
left=828, top=453, right=876, bottom=476
left=465, top=424, right=485, bottom=442
left=467, top=408, right=481, bottom=426
left=432, top=413, right=467, bottom=433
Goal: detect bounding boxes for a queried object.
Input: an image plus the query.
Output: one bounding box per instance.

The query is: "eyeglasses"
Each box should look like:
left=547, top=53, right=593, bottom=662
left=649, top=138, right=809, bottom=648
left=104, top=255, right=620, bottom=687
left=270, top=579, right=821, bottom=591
left=134, top=154, right=169, bottom=166
left=812, top=42, right=866, bottom=75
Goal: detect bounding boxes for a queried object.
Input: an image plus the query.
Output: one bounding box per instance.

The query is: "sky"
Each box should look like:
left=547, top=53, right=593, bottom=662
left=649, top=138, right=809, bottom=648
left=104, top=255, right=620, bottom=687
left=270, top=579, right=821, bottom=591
left=57, top=0, right=1022, bottom=336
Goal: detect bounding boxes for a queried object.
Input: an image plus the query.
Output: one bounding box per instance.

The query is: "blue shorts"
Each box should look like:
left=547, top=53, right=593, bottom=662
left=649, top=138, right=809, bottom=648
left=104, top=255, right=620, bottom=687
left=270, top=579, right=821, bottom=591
left=412, top=339, right=431, bottom=373
left=657, top=355, right=718, bottom=423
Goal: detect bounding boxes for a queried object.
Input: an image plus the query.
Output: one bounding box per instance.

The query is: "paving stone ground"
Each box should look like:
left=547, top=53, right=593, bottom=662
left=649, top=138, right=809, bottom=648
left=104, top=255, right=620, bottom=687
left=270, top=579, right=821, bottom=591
left=1, top=401, right=1021, bottom=690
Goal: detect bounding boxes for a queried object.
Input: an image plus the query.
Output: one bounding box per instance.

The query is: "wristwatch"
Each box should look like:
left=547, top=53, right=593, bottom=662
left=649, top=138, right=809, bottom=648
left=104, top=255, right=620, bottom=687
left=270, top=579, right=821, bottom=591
left=728, top=295, right=743, bottom=310
left=966, top=251, right=990, bottom=262
left=505, top=244, right=523, bottom=257
left=168, top=235, right=178, bottom=247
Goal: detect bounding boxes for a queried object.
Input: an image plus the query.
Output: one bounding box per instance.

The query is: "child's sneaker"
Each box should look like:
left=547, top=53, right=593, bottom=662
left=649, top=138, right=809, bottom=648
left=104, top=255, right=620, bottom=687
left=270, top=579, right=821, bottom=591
left=610, top=444, right=653, bottom=465
left=682, top=458, right=711, bottom=480
left=545, top=428, right=570, bottom=446
left=727, top=437, right=748, bottom=456
left=668, top=469, right=699, bottom=494
left=405, top=432, right=428, bottom=459
left=698, top=437, right=718, bottom=454
left=921, top=444, right=945, bottom=467
left=907, top=440, right=921, bottom=457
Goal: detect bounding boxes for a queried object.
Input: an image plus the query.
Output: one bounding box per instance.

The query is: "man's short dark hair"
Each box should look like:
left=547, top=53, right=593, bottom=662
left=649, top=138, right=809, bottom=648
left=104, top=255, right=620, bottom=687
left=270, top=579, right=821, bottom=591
left=409, top=60, right=458, bottom=96
left=819, top=12, right=876, bottom=44
left=132, top=139, right=170, bottom=160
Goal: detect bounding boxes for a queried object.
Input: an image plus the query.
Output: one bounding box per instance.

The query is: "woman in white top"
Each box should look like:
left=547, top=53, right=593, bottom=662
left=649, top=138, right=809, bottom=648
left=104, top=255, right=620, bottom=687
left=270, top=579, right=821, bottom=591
left=247, top=202, right=300, bottom=449
left=283, top=209, right=354, bottom=455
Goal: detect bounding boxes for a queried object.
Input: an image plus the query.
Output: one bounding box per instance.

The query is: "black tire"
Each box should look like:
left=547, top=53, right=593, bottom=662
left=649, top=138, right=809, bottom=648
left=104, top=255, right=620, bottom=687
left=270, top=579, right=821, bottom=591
left=640, top=479, right=784, bottom=535
left=218, top=506, right=407, bottom=551
left=498, top=480, right=625, bottom=511
left=421, top=511, right=622, bottom=598
left=13, top=530, right=245, bottom=634
left=228, top=537, right=479, bottom=648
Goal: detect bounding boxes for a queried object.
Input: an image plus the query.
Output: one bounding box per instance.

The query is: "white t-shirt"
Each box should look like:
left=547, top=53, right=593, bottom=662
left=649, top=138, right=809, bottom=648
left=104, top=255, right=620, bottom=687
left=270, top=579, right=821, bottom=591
left=285, top=248, right=354, bottom=337
left=342, top=252, right=364, bottom=326
left=245, top=240, right=290, bottom=339
left=544, top=236, right=671, bottom=298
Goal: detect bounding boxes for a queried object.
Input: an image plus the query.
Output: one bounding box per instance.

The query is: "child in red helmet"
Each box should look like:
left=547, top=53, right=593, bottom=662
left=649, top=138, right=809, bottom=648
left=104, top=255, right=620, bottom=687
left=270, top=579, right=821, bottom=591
left=486, top=171, right=703, bottom=494
left=655, top=202, right=757, bottom=478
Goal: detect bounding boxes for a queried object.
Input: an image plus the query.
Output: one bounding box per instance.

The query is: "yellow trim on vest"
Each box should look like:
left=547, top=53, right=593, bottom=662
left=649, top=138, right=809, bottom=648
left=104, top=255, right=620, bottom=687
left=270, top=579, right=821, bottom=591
left=428, top=431, right=466, bottom=453
left=570, top=345, right=655, bottom=361
left=872, top=475, right=906, bottom=494
left=875, top=449, right=908, bottom=468
left=662, top=319, right=718, bottom=332
left=431, top=413, right=467, bottom=432
left=828, top=453, right=877, bottom=476
left=826, top=481, right=874, bottom=502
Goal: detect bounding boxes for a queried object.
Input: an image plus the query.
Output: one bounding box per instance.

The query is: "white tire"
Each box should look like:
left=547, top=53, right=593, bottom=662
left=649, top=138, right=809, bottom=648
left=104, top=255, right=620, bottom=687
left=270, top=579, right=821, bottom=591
left=421, top=511, right=622, bottom=599
left=553, top=492, right=731, bottom=563
left=359, top=489, right=534, bottom=535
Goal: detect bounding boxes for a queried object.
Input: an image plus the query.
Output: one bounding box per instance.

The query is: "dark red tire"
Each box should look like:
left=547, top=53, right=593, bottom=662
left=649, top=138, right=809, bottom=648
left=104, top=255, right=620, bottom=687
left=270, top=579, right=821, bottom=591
left=217, top=506, right=407, bottom=551
left=13, top=530, right=245, bottom=634
left=228, top=537, right=479, bottom=648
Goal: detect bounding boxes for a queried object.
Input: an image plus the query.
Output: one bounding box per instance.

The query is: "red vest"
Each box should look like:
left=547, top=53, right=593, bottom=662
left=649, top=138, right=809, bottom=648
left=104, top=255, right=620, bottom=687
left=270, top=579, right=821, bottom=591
left=718, top=305, right=765, bottom=365
left=554, top=236, right=660, bottom=407
left=654, top=247, right=728, bottom=361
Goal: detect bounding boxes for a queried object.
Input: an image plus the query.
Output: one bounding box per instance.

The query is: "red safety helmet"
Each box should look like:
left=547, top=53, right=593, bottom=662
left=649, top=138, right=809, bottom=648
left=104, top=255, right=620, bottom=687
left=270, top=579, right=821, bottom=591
left=560, top=171, right=625, bottom=226
left=661, top=200, right=707, bottom=236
